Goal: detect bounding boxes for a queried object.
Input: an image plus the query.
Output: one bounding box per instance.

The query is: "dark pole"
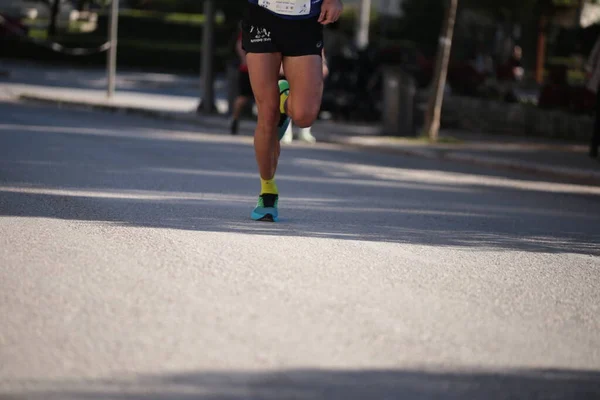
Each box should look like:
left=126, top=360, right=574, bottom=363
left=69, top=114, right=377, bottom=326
left=48, top=0, right=61, bottom=37
left=201, top=0, right=216, bottom=114
left=107, top=0, right=120, bottom=98
left=424, top=0, right=458, bottom=142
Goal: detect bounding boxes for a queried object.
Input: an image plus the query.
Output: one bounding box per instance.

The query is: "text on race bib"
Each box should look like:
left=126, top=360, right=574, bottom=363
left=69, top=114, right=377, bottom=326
left=258, top=0, right=311, bottom=16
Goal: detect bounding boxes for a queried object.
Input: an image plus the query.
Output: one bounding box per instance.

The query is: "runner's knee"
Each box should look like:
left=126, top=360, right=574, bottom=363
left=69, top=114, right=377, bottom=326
left=290, top=103, right=320, bottom=128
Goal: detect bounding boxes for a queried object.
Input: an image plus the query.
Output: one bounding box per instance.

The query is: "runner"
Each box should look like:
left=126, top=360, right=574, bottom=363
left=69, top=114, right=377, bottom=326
left=242, top=0, right=343, bottom=222
left=230, top=29, right=253, bottom=135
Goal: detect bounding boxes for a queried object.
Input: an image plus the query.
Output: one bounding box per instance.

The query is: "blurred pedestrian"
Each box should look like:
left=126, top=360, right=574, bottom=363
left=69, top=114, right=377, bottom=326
left=586, top=35, right=600, bottom=159
left=499, top=45, right=524, bottom=103
left=507, top=45, right=524, bottom=81
left=229, top=29, right=253, bottom=135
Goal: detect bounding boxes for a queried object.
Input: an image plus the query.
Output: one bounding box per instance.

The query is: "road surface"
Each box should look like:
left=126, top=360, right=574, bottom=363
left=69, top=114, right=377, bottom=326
left=1, top=99, right=599, bottom=399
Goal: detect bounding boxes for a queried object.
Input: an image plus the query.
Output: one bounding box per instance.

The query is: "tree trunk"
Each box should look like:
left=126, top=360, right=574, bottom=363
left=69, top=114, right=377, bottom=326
left=535, top=15, right=547, bottom=84
left=424, top=0, right=458, bottom=143
left=48, top=0, right=61, bottom=37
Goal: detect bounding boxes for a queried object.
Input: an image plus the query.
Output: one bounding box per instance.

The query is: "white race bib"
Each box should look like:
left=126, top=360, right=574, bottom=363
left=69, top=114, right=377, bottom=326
left=258, top=0, right=311, bottom=16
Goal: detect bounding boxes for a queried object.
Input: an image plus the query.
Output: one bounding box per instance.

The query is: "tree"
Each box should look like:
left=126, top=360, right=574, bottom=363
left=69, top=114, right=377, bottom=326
left=460, top=0, right=593, bottom=82
left=460, top=0, right=538, bottom=20
left=47, top=0, right=60, bottom=37
left=424, top=0, right=458, bottom=142
left=400, top=0, right=445, bottom=57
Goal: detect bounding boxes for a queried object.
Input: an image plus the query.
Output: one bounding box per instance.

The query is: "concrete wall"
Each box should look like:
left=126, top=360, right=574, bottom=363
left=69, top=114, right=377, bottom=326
left=440, top=96, right=595, bottom=142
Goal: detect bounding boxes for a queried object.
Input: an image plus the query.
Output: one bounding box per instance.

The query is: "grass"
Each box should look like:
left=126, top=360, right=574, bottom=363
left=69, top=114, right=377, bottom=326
left=22, top=8, right=226, bottom=53
left=49, top=34, right=232, bottom=57
left=27, top=28, right=48, bottom=40
left=99, top=9, right=225, bottom=26
left=546, top=56, right=587, bottom=85
left=23, top=9, right=225, bottom=36
left=23, top=19, right=93, bottom=35
left=566, top=70, right=586, bottom=85
left=113, top=39, right=202, bottom=52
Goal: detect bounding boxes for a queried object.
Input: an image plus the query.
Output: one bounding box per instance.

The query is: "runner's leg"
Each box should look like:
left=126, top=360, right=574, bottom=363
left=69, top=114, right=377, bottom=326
left=282, top=55, right=324, bottom=128
left=247, top=53, right=282, bottom=180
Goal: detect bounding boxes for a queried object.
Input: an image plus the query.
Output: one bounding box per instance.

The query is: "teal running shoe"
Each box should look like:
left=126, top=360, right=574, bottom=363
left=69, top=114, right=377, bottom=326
left=278, top=80, right=291, bottom=141
left=251, top=193, right=279, bottom=222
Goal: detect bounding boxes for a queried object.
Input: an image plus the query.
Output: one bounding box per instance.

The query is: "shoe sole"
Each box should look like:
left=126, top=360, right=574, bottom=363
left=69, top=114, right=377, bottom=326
left=258, top=214, right=275, bottom=222
left=251, top=208, right=279, bottom=222
left=251, top=213, right=278, bottom=223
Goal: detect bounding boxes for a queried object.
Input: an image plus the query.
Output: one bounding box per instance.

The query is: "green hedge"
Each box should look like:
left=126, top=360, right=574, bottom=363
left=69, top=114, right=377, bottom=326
left=2, top=11, right=240, bottom=73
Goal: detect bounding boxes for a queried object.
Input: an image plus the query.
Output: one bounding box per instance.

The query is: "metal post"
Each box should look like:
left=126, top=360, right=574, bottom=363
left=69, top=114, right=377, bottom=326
left=107, top=0, right=119, bottom=99
left=201, top=0, right=215, bottom=114
left=356, top=0, right=371, bottom=50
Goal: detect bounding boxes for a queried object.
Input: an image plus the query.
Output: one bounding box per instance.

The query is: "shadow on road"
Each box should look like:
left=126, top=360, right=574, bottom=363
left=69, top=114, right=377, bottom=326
left=1, top=101, right=600, bottom=255
left=5, top=367, right=600, bottom=400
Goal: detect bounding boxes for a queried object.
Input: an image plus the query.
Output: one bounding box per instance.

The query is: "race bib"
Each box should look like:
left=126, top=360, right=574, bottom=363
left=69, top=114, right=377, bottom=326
left=258, top=0, right=311, bottom=16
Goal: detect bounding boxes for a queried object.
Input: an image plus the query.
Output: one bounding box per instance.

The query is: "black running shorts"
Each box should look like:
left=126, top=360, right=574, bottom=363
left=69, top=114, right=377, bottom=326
left=242, top=4, right=324, bottom=57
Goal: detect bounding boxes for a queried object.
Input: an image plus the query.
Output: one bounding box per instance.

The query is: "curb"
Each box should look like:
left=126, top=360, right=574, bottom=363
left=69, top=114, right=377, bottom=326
left=19, top=93, right=600, bottom=186
left=18, top=93, right=228, bottom=131
left=443, top=153, right=600, bottom=186
left=320, top=135, right=600, bottom=186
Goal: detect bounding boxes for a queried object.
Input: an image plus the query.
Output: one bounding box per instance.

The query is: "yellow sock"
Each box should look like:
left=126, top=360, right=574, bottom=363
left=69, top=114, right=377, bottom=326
left=260, top=178, right=278, bottom=195
left=280, top=92, right=289, bottom=114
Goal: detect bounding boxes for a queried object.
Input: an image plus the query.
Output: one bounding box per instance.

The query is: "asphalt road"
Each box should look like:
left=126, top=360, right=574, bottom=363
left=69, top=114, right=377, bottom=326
left=1, top=99, right=599, bottom=400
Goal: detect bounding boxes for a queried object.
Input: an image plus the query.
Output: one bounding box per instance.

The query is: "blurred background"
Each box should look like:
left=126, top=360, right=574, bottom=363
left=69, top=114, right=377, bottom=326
left=2, top=4, right=600, bottom=396
left=0, top=0, right=599, bottom=136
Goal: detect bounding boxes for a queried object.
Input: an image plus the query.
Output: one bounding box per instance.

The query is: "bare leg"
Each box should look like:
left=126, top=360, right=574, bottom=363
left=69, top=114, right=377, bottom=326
left=231, top=96, right=249, bottom=121
left=282, top=55, right=324, bottom=128
left=247, top=53, right=282, bottom=180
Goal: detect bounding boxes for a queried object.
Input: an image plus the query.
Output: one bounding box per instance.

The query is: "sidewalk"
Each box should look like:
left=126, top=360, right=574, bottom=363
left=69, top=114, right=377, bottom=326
left=1, top=65, right=598, bottom=186
left=327, top=131, right=600, bottom=185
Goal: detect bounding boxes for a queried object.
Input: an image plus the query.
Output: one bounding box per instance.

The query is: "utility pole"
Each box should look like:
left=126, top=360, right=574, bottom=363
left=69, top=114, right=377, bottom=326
left=424, top=0, right=458, bottom=142
left=355, top=0, right=371, bottom=50
left=106, top=0, right=119, bottom=99
left=48, top=0, right=61, bottom=37
left=200, top=0, right=216, bottom=114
